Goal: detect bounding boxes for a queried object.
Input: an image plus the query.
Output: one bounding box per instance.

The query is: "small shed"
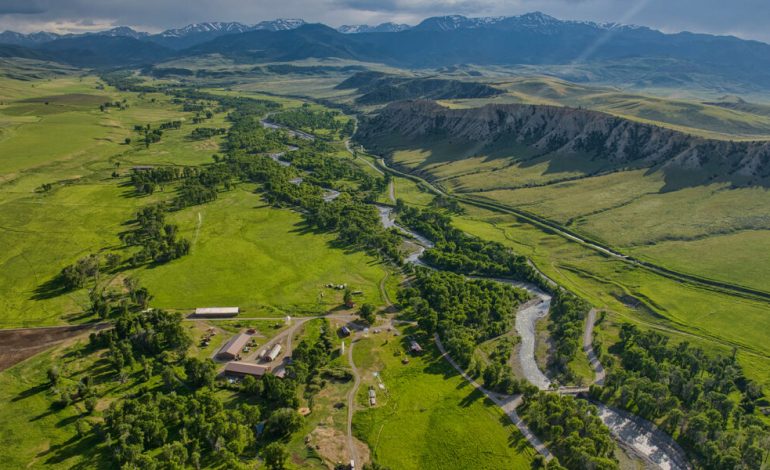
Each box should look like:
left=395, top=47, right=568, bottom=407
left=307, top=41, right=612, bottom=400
left=217, top=333, right=250, bottom=360
left=265, top=344, right=282, bottom=362
left=224, top=361, right=271, bottom=378
left=409, top=341, right=423, bottom=355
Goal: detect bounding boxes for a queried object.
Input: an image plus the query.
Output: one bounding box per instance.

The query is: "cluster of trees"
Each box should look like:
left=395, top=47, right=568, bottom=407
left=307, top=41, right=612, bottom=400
left=158, top=121, right=182, bottom=130
left=59, top=254, right=103, bottom=290
left=171, top=90, right=281, bottom=117
left=90, top=308, right=191, bottom=372
left=227, top=113, right=289, bottom=153
left=476, top=337, right=532, bottom=395
left=210, top=103, right=398, bottom=262
left=270, top=105, right=342, bottom=132
left=143, top=128, right=163, bottom=147
left=547, top=290, right=592, bottom=382
left=593, top=324, right=770, bottom=469
left=172, top=165, right=237, bottom=210
left=100, top=100, right=127, bottom=112
left=521, top=392, right=618, bottom=470
left=190, top=127, right=227, bottom=140
left=192, top=110, right=214, bottom=124
left=120, top=205, right=190, bottom=265
left=102, top=388, right=260, bottom=469
left=395, top=201, right=542, bottom=284
left=305, top=193, right=402, bottom=260
left=100, top=71, right=163, bottom=92
left=130, top=166, right=184, bottom=194
left=398, top=270, right=529, bottom=367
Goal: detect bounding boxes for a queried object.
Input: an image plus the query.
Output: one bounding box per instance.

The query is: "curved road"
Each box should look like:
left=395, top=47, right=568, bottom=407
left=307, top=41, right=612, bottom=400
left=435, top=334, right=552, bottom=461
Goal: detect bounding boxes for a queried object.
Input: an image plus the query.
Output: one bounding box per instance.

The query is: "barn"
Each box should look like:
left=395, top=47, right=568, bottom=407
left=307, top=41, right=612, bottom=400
left=217, top=333, right=250, bottom=361
left=193, top=307, right=240, bottom=318
left=224, top=361, right=271, bottom=378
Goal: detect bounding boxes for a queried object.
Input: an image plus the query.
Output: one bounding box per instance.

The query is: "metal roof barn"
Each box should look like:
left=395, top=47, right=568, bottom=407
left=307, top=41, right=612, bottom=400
left=217, top=333, right=250, bottom=360
left=224, top=361, right=271, bottom=377
left=195, top=307, right=240, bottom=317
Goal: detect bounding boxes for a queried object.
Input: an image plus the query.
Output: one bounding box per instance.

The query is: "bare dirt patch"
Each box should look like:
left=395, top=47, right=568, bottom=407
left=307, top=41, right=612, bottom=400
left=0, top=324, right=106, bottom=372
left=307, top=426, right=370, bottom=469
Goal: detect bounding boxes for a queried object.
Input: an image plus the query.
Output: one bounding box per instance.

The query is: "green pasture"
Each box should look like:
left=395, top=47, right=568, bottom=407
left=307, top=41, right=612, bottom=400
left=453, top=206, right=770, bottom=391
left=352, top=332, right=535, bottom=470
left=139, top=186, right=389, bottom=316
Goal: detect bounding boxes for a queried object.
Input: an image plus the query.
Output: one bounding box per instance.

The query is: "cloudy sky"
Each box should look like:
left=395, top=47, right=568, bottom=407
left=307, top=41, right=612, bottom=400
left=1, top=0, right=769, bottom=43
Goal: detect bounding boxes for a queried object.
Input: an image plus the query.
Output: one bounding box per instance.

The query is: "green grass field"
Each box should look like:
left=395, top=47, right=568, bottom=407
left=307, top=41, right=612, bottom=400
left=140, top=187, right=389, bottom=316
left=451, top=205, right=770, bottom=390
left=0, top=75, right=391, bottom=326
left=352, top=331, right=535, bottom=469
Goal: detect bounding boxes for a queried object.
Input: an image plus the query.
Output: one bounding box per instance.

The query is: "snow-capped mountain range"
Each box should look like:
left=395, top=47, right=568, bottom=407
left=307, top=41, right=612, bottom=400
left=0, top=19, right=309, bottom=49
left=0, top=12, right=650, bottom=48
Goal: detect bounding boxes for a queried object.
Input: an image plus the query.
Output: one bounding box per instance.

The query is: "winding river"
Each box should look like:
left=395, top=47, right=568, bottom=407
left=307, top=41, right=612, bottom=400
left=261, top=119, right=689, bottom=470
left=375, top=203, right=690, bottom=470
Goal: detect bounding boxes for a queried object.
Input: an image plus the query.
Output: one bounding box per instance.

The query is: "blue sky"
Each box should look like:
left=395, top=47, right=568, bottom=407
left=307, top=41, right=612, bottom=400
left=1, top=0, right=768, bottom=43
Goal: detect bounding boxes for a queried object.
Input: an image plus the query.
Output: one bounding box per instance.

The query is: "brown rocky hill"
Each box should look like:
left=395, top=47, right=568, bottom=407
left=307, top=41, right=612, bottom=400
left=357, top=100, right=770, bottom=188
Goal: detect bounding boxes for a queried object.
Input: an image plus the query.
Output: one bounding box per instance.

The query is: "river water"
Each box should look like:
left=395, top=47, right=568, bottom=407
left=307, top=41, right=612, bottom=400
left=375, top=203, right=689, bottom=470
left=265, top=119, right=688, bottom=470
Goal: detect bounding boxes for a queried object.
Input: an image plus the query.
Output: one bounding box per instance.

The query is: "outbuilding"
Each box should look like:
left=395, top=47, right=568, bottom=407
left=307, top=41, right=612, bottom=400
left=409, top=341, right=423, bottom=355
left=217, top=333, right=250, bottom=360
left=194, top=307, right=240, bottom=318
left=224, top=361, right=271, bottom=378
left=265, top=344, right=282, bottom=362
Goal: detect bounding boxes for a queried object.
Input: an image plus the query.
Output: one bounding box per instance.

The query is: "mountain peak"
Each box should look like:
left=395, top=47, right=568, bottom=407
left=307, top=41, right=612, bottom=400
left=338, top=22, right=411, bottom=34
left=159, top=22, right=250, bottom=38
left=518, top=12, right=559, bottom=25
left=253, top=18, right=306, bottom=31
left=94, top=26, right=148, bottom=39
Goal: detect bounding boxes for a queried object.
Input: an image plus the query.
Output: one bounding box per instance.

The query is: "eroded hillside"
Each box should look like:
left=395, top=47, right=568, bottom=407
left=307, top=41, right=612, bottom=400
left=358, top=100, right=770, bottom=188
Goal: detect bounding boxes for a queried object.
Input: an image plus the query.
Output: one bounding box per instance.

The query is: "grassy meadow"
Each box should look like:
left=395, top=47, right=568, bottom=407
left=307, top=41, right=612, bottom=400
left=0, top=75, right=389, bottom=326
left=352, top=329, right=536, bottom=470
left=140, top=187, right=389, bottom=316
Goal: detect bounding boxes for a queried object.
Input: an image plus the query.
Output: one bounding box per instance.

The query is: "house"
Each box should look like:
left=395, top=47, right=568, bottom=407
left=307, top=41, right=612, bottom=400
left=193, top=307, right=240, bottom=318
left=224, top=361, right=271, bottom=378
left=409, top=341, right=423, bottom=355
left=217, top=333, right=250, bottom=360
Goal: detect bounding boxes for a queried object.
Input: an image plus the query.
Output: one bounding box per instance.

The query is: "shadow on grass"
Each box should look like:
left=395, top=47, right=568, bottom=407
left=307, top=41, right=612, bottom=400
left=30, top=275, right=70, bottom=301
left=39, top=432, right=112, bottom=469
left=12, top=382, right=49, bottom=402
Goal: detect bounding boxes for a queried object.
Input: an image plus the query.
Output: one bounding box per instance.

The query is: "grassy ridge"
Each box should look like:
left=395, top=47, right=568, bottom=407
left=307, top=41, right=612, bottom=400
left=383, top=136, right=770, bottom=296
